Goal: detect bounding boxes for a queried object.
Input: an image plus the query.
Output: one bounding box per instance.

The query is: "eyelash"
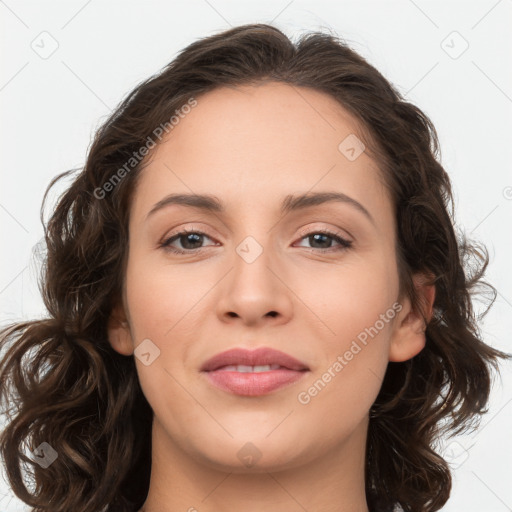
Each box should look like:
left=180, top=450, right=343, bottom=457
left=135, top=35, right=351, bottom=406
left=159, top=227, right=353, bottom=255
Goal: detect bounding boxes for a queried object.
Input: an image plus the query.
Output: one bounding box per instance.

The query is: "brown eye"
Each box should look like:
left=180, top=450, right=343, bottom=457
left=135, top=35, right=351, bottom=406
left=160, top=229, right=217, bottom=254
left=295, top=229, right=353, bottom=252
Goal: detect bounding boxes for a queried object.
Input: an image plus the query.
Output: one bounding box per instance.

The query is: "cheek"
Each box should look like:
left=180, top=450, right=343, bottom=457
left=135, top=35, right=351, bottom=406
left=295, top=306, right=397, bottom=442
left=292, top=251, right=399, bottom=342
left=124, top=250, right=212, bottom=342
left=293, top=254, right=398, bottom=395
left=123, top=253, right=209, bottom=428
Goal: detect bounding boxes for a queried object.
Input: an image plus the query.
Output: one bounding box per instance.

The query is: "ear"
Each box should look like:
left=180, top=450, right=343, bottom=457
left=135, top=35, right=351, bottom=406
left=107, top=302, right=134, bottom=356
left=389, top=273, right=436, bottom=362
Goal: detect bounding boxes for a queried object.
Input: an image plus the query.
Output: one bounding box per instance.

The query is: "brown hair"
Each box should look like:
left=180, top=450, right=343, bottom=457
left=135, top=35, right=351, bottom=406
left=0, top=23, right=509, bottom=512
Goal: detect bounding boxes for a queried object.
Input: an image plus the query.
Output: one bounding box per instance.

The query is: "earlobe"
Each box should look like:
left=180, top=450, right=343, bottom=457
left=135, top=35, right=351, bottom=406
left=389, top=273, right=436, bottom=363
left=107, top=305, right=134, bottom=356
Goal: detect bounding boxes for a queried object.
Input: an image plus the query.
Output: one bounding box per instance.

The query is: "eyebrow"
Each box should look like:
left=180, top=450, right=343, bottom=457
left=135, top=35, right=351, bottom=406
left=146, top=191, right=375, bottom=225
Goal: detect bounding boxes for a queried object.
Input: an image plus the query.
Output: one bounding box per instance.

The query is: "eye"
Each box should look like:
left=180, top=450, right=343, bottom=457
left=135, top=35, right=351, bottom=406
left=160, top=228, right=218, bottom=254
left=294, top=228, right=353, bottom=252
left=160, top=227, right=353, bottom=255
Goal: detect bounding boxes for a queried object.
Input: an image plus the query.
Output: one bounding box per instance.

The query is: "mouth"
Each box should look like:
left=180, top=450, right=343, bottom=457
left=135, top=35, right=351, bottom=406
left=214, top=364, right=289, bottom=372
left=200, top=347, right=310, bottom=396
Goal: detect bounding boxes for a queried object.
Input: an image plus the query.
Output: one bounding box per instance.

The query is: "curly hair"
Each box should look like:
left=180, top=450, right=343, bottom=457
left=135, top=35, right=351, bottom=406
left=0, top=23, right=509, bottom=512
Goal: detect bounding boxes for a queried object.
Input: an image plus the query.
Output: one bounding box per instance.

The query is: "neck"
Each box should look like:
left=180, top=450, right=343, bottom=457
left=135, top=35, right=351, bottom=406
left=139, top=416, right=370, bottom=512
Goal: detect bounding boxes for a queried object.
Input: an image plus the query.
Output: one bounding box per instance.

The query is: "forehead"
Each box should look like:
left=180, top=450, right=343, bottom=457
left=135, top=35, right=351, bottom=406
left=131, top=82, right=390, bottom=223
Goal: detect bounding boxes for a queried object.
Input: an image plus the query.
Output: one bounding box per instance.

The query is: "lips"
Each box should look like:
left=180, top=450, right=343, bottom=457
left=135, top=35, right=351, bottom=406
left=200, top=347, right=309, bottom=372
left=200, top=347, right=310, bottom=396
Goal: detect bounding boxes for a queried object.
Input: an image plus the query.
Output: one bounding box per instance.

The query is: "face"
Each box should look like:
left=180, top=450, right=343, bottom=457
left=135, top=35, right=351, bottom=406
left=108, top=82, right=428, bottom=473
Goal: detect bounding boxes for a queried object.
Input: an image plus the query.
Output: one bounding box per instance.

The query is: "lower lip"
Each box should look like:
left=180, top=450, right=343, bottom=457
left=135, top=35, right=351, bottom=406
left=202, top=369, right=308, bottom=396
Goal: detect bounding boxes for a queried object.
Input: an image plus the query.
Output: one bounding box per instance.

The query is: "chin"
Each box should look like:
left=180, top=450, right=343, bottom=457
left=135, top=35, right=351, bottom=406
left=188, top=434, right=311, bottom=473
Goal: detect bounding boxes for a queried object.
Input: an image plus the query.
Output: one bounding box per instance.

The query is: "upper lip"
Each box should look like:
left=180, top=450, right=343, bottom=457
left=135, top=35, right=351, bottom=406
left=200, top=347, right=309, bottom=372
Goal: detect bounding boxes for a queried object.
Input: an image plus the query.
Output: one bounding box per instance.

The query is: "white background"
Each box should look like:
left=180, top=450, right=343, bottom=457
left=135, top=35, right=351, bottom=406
left=1, top=1, right=511, bottom=510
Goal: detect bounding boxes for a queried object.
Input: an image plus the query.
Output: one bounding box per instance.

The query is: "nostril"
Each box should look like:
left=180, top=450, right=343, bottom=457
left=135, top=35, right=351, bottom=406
left=225, top=311, right=277, bottom=318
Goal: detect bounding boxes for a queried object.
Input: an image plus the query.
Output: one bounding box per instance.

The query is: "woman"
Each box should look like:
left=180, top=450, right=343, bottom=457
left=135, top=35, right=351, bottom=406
left=0, top=23, right=509, bottom=512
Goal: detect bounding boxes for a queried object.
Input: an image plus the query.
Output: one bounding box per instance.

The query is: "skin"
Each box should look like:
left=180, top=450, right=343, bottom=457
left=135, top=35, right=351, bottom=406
left=108, top=82, right=435, bottom=512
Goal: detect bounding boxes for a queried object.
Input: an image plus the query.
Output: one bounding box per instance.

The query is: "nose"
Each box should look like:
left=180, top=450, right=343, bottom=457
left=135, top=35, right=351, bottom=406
left=215, top=240, right=293, bottom=327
